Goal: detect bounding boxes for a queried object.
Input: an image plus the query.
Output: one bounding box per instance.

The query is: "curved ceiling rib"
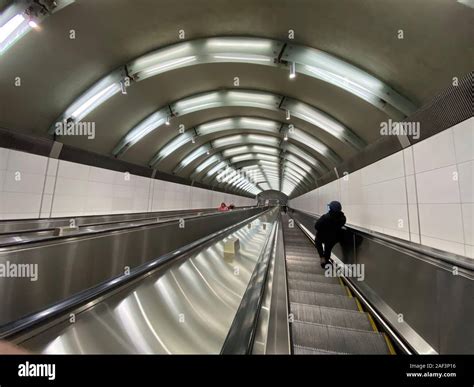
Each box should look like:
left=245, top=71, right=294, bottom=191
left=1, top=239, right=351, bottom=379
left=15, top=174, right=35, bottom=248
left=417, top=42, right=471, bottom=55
left=49, top=37, right=416, bottom=135
left=149, top=116, right=339, bottom=169
left=189, top=142, right=324, bottom=182
left=108, top=89, right=362, bottom=157
left=174, top=134, right=317, bottom=195
left=188, top=146, right=319, bottom=189
left=235, top=163, right=305, bottom=196
left=210, top=159, right=314, bottom=189
left=224, top=160, right=314, bottom=190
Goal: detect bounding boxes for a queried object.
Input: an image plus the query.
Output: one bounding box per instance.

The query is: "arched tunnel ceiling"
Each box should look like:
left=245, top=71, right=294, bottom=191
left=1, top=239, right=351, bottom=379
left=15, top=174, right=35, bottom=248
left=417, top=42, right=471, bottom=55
left=0, top=0, right=472, bottom=197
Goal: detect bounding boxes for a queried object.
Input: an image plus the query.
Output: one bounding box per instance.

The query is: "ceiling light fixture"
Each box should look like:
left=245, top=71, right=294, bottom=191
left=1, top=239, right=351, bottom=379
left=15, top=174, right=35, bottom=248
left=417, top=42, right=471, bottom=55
left=289, top=62, right=296, bottom=79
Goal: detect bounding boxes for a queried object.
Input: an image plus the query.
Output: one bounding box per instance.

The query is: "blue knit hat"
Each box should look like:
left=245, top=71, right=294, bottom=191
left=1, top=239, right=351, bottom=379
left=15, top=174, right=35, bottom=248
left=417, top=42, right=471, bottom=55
left=328, top=201, right=342, bottom=212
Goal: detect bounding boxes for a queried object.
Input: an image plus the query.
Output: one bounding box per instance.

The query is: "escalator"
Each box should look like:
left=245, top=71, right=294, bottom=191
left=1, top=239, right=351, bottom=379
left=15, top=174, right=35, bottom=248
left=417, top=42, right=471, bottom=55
left=5, top=209, right=277, bottom=354
left=282, top=214, right=394, bottom=354
left=0, top=208, right=223, bottom=247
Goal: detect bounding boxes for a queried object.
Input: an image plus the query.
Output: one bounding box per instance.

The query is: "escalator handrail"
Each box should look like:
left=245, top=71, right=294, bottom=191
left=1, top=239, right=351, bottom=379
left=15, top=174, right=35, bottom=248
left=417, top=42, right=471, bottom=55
left=0, top=207, right=256, bottom=249
left=0, top=208, right=269, bottom=340
left=0, top=209, right=216, bottom=235
left=220, top=217, right=279, bottom=354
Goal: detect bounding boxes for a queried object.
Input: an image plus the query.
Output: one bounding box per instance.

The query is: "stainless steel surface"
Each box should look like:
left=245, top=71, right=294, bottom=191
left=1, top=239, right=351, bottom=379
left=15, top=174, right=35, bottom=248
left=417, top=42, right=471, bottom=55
left=221, top=214, right=279, bottom=353
left=253, top=212, right=291, bottom=354
left=291, top=209, right=474, bottom=354
left=282, top=214, right=391, bottom=354
left=16, top=211, right=276, bottom=354
left=0, top=208, right=219, bottom=234
left=0, top=207, right=263, bottom=329
left=0, top=208, right=234, bottom=247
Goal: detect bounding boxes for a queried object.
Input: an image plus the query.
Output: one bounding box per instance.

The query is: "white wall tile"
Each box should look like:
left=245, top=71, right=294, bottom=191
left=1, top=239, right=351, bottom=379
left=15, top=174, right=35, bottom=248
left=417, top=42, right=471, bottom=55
left=54, top=177, right=88, bottom=196
left=420, top=235, right=465, bottom=256
left=462, top=203, right=473, bottom=245
left=457, top=161, right=473, bottom=203
left=57, top=160, right=90, bottom=180
left=46, top=159, right=58, bottom=176
left=362, top=151, right=404, bottom=185
left=465, top=245, right=474, bottom=259
left=40, top=194, right=53, bottom=216
left=408, top=204, right=420, bottom=234
left=403, top=148, right=415, bottom=176
left=452, top=117, right=474, bottom=164
left=89, top=166, right=115, bottom=184
left=418, top=204, right=464, bottom=244
left=3, top=171, right=45, bottom=194
left=291, top=121, right=472, bottom=257
left=6, top=149, right=48, bottom=175
left=2, top=192, right=42, bottom=216
left=413, top=129, right=456, bottom=173
left=44, top=175, right=56, bottom=195
left=0, top=148, right=9, bottom=170
left=405, top=175, right=417, bottom=204
left=416, top=165, right=460, bottom=204
left=51, top=195, right=87, bottom=215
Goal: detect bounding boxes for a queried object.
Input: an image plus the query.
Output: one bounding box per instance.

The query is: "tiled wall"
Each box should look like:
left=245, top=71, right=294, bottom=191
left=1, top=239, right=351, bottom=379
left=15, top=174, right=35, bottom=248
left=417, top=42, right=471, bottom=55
left=290, top=117, right=473, bottom=258
left=0, top=148, right=255, bottom=219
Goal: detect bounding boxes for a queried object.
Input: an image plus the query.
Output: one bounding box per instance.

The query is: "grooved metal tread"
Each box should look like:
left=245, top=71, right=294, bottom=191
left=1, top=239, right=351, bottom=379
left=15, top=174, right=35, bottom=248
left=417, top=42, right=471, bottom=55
left=291, top=321, right=390, bottom=354
left=282, top=216, right=391, bottom=355
left=286, top=263, right=326, bottom=275
left=290, top=303, right=373, bottom=331
left=288, top=278, right=347, bottom=295
left=288, top=271, right=340, bottom=284
left=293, top=345, right=349, bottom=355
left=289, top=289, right=359, bottom=311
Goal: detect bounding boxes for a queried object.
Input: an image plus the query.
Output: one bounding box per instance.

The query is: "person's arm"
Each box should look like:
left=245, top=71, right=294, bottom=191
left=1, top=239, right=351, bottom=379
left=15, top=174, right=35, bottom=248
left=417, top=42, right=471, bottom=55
left=315, top=215, right=327, bottom=231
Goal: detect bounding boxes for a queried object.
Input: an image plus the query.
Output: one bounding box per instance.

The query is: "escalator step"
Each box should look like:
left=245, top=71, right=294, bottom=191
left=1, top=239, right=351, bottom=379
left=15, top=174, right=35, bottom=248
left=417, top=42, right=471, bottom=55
left=293, top=345, right=347, bottom=355
left=286, top=262, right=326, bottom=275
left=286, top=253, right=317, bottom=259
left=285, top=257, right=319, bottom=265
left=289, top=290, right=359, bottom=311
left=290, top=303, right=373, bottom=331
left=288, top=279, right=347, bottom=295
left=285, top=248, right=316, bottom=256
left=292, top=321, right=391, bottom=354
left=287, top=271, right=339, bottom=284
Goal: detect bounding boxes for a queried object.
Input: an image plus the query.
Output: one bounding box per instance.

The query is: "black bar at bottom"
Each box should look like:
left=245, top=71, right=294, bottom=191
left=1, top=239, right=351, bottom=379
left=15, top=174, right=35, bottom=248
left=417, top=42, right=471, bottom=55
left=0, top=355, right=472, bottom=386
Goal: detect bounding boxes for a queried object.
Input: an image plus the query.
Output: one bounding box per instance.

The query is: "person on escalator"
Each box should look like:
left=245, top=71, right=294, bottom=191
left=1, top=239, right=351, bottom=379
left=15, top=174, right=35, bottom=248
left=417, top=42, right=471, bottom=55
left=314, top=200, right=346, bottom=268
left=218, top=202, right=229, bottom=212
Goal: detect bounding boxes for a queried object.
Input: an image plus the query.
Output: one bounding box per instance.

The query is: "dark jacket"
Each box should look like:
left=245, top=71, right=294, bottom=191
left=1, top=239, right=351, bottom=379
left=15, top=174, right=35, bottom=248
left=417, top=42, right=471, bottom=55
left=315, top=210, right=346, bottom=242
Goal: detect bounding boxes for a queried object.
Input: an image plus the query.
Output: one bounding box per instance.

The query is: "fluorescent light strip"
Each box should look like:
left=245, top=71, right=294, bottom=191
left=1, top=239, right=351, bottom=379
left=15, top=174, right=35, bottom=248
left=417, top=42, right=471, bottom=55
left=195, top=155, right=220, bottom=174
left=179, top=146, right=209, bottom=168
left=151, top=132, right=195, bottom=166
left=138, top=56, right=197, bottom=79
left=213, top=54, right=271, bottom=62
left=54, top=37, right=415, bottom=144
left=70, top=83, right=121, bottom=121
left=0, top=14, right=26, bottom=44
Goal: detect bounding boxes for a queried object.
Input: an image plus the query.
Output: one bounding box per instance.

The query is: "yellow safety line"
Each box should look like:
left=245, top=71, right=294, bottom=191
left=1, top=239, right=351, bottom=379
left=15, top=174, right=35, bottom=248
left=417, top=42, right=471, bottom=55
left=344, top=286, right=352, bottom=297
left=383, top=333, right=397, bottom=355
left=367, top=313, right=378, bottom=332
left=354, top=298, right=364, bottom=312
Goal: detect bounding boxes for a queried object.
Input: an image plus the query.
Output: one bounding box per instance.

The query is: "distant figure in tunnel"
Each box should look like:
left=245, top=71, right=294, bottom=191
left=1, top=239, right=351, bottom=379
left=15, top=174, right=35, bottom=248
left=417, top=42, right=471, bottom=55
left=315, top=201, right=346, bottom=268
left=218, top=202, right=229, bottom=212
